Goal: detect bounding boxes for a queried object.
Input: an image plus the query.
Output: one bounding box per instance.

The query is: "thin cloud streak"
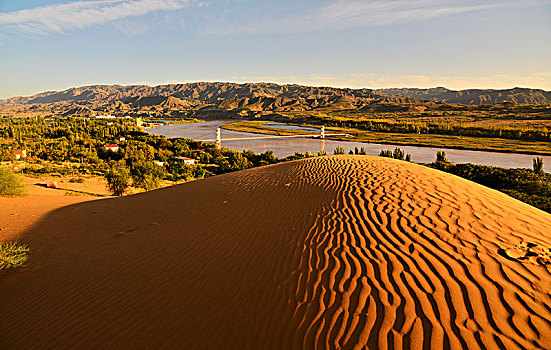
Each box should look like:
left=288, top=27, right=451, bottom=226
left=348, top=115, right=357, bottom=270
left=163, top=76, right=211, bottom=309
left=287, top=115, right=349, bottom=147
left=206, top=0, right=513, bottom=35
left=0, top=0, right=197, bottom=37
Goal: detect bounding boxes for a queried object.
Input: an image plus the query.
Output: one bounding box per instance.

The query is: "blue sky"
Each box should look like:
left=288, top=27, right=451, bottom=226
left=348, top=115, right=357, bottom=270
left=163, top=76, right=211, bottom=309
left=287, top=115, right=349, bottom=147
left=0, top=0, right=550, bottom=99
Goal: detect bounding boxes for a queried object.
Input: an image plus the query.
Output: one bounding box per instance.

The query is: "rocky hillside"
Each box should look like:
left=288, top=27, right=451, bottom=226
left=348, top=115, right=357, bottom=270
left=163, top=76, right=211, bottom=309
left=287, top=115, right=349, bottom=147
left=0, top=82, right=427, bottom=117
left=378, top=87, right=551, bottom=105
left=1, top=82, right=396, bottom=107
left=1, top=83, right=549, bottom=118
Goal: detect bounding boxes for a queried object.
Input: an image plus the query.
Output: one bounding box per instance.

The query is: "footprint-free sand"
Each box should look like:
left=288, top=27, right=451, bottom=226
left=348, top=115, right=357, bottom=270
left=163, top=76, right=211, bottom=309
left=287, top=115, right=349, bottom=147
left=1, top=156, right=550, bottom=349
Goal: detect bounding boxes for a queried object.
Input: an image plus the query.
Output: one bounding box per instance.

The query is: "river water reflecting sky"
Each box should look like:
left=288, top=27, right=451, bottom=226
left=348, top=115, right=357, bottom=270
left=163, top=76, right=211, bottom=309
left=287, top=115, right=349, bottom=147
left=148, top=121, right=551, bottom=171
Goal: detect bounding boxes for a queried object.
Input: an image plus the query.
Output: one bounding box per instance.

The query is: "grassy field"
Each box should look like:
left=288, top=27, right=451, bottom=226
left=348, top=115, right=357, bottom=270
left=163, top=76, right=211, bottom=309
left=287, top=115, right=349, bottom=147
left=222, top=121, right=551, bottom=155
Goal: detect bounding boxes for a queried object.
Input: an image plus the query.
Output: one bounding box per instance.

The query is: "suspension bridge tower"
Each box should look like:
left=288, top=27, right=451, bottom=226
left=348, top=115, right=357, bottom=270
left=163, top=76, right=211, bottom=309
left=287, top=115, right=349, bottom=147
left=216, top=127, right=221, bottom=148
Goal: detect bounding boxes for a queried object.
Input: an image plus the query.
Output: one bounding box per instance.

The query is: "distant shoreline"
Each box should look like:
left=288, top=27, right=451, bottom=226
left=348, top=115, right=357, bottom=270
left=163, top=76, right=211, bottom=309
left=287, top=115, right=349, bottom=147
left=221, top=120, right=551, bottom=157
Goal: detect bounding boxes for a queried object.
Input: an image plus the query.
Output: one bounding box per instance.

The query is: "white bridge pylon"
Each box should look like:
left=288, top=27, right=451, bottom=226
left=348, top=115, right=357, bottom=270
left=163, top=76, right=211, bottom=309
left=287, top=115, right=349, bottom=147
left=212, top=125, right=347, bottom=145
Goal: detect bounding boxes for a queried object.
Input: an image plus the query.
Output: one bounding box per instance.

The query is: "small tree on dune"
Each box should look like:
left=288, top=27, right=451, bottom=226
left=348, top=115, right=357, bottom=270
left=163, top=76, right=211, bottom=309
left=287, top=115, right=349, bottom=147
left=533, top=157, right=544, bottom=176
left=105, top=162, right=130, bottom=196
left=333, top=146, right=345, bottom=155
left=379, top=148, right=411, bottom=161
left=436, top=151, right=449, bottom=163
left=392, top=147, right=405, bottom=160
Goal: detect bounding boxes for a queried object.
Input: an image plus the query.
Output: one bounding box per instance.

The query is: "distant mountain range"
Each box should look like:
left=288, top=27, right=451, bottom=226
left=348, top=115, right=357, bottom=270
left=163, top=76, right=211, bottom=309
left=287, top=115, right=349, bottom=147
left=1, top=83, right=549, bottom=118
left=379, top=87, right=551, bottom=105
left=0, top=82, right=392, bottom=106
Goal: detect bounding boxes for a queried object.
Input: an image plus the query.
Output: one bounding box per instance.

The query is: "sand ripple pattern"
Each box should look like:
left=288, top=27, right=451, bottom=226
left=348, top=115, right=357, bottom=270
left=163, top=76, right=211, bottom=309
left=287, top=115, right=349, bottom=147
left=1, top=156, right=550, bottom=349
left=280, top=156, right=551, bottom=349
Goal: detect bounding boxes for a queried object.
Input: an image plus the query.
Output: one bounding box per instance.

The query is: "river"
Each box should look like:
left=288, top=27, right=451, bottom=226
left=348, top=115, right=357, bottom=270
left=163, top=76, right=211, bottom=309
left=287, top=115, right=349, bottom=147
left=148, top=120, right=551, bottom=171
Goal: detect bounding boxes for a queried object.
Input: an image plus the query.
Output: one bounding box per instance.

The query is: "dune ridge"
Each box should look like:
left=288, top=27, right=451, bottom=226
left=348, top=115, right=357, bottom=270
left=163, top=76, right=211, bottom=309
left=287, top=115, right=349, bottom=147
left=1, top=156, right=550, bottom=349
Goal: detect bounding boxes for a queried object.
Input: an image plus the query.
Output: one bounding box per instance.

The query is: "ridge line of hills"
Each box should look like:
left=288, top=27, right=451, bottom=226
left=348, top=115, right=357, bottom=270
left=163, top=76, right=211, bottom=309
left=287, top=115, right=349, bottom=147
left=379, top=86, right=551, bottom=105
left=1, top=82, right=549, bottom=118
left=2, top=82, right=550, bottom=106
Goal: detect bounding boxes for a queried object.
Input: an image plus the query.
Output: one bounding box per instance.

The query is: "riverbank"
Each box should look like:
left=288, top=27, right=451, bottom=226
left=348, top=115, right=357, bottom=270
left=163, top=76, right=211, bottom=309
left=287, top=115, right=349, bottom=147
left=222, top=120, right=551, bottom=156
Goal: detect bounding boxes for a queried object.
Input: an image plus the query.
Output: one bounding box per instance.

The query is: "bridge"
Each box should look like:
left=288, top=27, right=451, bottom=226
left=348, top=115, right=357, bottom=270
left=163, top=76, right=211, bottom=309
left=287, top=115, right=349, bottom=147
left=206, top=125, right=349, bottom=144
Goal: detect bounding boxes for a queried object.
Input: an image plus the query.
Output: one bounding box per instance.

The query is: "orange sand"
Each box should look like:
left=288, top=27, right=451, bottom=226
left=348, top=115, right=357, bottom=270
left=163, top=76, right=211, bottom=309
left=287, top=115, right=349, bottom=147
left=0, top=176, right=106, bottom=242
left=1, top=156, right=550, bottom=349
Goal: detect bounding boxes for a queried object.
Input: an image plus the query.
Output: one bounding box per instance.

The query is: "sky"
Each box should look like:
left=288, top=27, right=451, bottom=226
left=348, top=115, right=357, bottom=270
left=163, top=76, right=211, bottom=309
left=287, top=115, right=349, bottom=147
left=0, top=0, right=550, bottom=99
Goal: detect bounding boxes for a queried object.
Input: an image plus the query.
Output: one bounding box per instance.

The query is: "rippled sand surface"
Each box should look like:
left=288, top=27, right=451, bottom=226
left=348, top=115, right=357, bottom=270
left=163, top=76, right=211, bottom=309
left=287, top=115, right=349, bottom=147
left=1, top=156, right=550, bottom=349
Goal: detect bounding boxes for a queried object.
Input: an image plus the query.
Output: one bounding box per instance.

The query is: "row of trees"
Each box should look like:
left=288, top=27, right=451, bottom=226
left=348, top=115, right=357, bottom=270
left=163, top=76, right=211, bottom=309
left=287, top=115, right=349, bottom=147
left=429, top=152, right=550, bottom=213
left=104, top=160, right=167, bottom=195
left=299, top=114, right=551, bottom=142
left=378, top=148, right=412, bottom=162
left=433, top=151, right=545, bottom=175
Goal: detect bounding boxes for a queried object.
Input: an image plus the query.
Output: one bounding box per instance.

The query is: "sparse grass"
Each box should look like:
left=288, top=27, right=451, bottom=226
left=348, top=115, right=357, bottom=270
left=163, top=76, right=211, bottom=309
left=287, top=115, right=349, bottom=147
left=64, top=190, right=85, bottom=196
left=0, top=167, right=26, bottom=196
left=0, top=241, right=30, bottom=270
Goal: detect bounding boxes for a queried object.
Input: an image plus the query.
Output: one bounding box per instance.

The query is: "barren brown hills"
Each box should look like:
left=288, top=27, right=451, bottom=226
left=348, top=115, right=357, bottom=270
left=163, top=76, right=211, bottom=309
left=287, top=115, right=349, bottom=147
left=380, top=87, right=551, bottom=105
left=0, top=82, right=402, bottom=118
left=1, top=156, right=550, bottom=349
left=0, top=82, right=391, bottom=107
left=1, top=82, right=549, bottom=118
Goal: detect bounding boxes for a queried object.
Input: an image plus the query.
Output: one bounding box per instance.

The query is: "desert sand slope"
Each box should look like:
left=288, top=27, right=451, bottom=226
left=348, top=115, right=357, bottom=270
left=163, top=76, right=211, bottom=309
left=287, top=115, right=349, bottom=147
left=1, top=156, right=551, bottom=349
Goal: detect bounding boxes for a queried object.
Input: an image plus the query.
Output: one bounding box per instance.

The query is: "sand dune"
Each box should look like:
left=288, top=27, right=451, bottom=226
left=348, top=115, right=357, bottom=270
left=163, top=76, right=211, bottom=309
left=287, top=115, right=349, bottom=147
left=1, top=156, right=550, bottom=349
left=0, top=175, right=106, bottom=242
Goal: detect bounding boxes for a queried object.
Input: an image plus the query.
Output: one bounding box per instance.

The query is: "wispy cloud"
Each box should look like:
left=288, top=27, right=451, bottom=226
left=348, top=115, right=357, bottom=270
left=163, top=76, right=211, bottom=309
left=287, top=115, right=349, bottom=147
left=0, top=0, right=198, bottom=37
left=206, top=0, right=514, bottom=35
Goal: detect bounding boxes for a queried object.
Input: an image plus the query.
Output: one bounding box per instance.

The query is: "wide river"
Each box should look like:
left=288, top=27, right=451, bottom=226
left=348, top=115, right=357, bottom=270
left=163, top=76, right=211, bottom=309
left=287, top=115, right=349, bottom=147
left=149, top=120, right=551, bottom=170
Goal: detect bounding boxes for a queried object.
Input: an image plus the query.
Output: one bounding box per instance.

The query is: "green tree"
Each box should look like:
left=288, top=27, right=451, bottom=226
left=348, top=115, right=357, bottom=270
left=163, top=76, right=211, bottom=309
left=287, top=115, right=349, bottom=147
left=227, top=150, right=252, bottom=171
left=105, top=162, right=130, bottom=196
left=333, top=146, right=345, bottom=155
left=131, top=160, right=165, bottom=191
left=166, top=160, right=194, bottom=182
